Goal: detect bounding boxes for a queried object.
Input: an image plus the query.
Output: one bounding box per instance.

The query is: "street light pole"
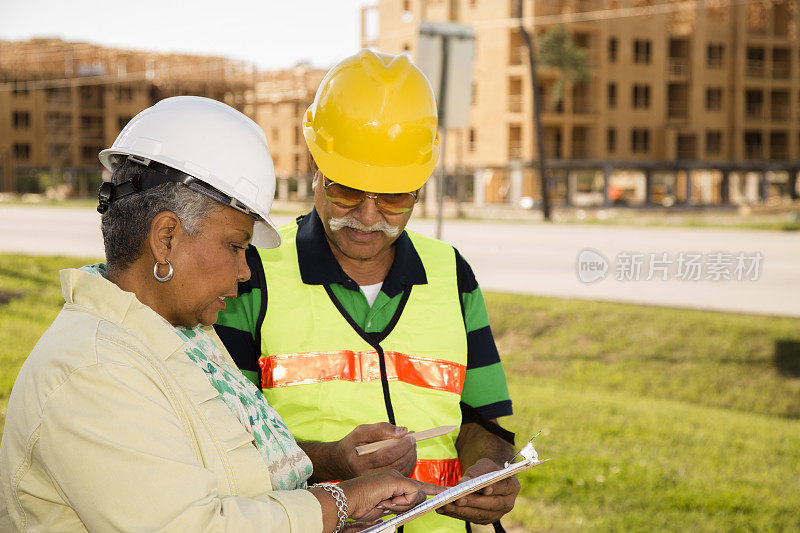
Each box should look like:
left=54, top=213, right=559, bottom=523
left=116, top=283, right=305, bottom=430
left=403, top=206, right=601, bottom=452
left=435, top=37, right=450, bottom=240
left=417, top=20, right=475, bottom=238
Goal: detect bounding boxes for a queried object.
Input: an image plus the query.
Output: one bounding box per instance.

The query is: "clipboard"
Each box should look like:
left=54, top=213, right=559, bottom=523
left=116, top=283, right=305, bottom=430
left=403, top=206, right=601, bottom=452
left=360, top=434, right=548, bottom=532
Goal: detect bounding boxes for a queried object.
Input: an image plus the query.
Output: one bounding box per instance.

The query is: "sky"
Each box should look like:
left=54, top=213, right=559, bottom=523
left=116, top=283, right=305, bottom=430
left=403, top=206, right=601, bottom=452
left=0, top=0, right=373, bottom=70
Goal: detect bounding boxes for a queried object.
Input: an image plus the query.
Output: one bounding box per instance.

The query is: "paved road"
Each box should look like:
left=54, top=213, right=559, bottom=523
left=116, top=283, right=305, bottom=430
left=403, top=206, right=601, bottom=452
left=1, top=205, right=798, bottom=317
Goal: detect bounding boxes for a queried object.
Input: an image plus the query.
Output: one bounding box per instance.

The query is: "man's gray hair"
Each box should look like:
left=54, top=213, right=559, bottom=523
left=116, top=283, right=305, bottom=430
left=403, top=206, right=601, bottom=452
left=101, top=159, right=222, bottom=272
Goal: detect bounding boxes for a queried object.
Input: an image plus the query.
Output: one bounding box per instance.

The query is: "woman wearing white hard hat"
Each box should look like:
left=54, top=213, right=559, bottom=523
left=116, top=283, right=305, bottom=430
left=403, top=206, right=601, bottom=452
left=0, top=97, right=427, bottom=532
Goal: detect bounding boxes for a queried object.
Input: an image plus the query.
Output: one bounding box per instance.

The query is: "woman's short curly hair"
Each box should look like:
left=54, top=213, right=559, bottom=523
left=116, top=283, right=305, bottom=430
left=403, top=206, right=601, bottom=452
left=100, top=159, right=222, bottom=272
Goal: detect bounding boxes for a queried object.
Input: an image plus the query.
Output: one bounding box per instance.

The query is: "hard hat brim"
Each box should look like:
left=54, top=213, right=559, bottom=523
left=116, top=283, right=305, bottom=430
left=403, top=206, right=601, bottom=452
left=252, top=218, right=281, bottom=249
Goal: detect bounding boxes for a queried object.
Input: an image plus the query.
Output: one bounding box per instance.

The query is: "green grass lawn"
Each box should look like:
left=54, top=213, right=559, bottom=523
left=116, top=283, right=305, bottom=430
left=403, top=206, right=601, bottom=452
left=1, top=254, right=799, bottom=531
left=0, top=254, right=101, bottom=429
left=486, top=293, right=800, bottom=532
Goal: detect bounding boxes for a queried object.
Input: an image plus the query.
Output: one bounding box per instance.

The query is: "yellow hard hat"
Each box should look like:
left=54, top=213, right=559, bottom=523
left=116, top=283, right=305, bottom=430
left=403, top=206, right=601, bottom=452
left=303, top=49, right=439, bottom=194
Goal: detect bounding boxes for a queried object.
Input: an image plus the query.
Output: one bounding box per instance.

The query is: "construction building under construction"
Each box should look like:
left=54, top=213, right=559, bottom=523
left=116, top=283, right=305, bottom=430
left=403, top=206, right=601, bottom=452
left=0, top=38, right=253, bottom=194
left=243, top=65, right=327, bottom=199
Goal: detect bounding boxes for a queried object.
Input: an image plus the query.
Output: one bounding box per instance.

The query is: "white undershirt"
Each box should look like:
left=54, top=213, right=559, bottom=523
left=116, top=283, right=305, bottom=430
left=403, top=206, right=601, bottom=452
left=359, top=282, right=384, bottom=307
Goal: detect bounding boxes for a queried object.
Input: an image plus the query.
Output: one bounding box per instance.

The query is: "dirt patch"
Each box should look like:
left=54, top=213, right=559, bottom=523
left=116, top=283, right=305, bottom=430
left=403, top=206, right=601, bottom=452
left=0, top=289, right=24, bottom=305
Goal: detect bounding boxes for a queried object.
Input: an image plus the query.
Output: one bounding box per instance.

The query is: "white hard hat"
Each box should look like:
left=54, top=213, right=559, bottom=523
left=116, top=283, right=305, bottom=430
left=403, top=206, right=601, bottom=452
left=99, top=96, right=280, bottom=248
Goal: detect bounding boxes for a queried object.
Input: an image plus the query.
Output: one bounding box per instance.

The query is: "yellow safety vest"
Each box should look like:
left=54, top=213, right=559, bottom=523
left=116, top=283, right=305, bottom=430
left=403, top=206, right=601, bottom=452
left=259, top=222, right=468, bottom=532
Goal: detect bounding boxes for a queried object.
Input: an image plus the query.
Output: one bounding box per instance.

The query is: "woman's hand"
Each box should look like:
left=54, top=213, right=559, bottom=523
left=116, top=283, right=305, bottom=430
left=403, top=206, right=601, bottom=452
left=311, top=469, right=444, bottom=532
left=311, top=469, right=436, bottom=532
left=340, top=470, right=429, bottom=522
left=309, top=470, right=436, bottom=532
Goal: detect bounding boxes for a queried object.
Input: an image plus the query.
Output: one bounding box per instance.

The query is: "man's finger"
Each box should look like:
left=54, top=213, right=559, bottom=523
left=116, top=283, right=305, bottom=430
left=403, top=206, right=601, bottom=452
left=443, top=492, right=511, bottom=511
left=364, top=436, right=414, bottom=467
left=438, top=497, right=513, bottom=517
left=385, top=451, right=416, bottom=476
left=476, top=478, right=519, bottom=497
left=353, top=422, right=408, bottom=443
left=457, top=460, right=503, bottom=483
left=436, top=503, right=503, bottom=524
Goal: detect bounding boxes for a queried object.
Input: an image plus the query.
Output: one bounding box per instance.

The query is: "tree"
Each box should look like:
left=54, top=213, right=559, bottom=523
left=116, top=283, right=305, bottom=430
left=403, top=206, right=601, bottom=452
left=536, top=25, right=590, bottom=109
left=516, top=1, right=551, bottom=221
left=516, top=8, right=591, bottom=221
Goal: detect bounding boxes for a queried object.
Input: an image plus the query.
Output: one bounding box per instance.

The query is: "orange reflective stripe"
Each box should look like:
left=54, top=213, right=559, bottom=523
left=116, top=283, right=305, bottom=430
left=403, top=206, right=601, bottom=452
left=260, top=350, right=465, bottom=394
left=412, top=458, right=462, bottom=487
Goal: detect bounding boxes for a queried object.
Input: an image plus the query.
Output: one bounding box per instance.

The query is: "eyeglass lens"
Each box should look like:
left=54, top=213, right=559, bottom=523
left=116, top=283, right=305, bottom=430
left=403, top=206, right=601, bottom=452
left=325, top=181, right=416, bottom=214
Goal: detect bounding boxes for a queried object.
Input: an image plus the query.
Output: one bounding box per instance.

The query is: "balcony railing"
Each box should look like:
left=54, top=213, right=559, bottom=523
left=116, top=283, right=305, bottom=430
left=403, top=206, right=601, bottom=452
left=746, top=60, right=765, bottom=77
left=771, top=146, right=789, bottom=160
left=677, top=145, right=697, bottom=160
left=79, top=99, right=103, bottom=109
left=572, top=97, right=592, bottom=114
left=745, top=103, right=765, bottom=120
left=771, top=103, right=790, bottom=121
left=46, top=119, right=72, bottom=137
left=509, top=46, right=524, bottom=66
left=668, top=100, right=688, bottom=118
left=45, top=94, right=71, bottom=106
left=48, top=145, right=72, bottom=163
left=508, top=95, right=523, bottom=113
left=544, top=142, right=562, bottom=159
left=508, top=140, right=522, bottom=158
left=542, top=100, right=564, bottom=114
left=572, top=140, right=590, bottom=159
left=80, top=127, right=104, bottom=141
left=745, top=145, right=763, bottom=159
left=668, top=58, right=690, bottom=77
left=773, top=61, right=790, bottom=79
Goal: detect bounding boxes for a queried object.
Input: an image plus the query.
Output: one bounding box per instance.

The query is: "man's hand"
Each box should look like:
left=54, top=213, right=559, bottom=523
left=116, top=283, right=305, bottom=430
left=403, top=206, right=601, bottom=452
left=334, top=423, right=417, bottom=479
left=299, top=423, right=417, bottom=482
left=435, top=458, right=520, bottom=525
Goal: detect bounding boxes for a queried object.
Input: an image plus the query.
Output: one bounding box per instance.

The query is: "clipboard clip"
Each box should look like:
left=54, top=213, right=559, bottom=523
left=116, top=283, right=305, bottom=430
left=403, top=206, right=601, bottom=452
left=504, top=428, right=543, bottom=468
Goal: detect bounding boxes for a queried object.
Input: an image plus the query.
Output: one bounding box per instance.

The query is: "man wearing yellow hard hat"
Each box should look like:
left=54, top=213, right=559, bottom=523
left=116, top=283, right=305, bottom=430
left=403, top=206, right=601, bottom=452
left=215, top=49, right=518, bottom=532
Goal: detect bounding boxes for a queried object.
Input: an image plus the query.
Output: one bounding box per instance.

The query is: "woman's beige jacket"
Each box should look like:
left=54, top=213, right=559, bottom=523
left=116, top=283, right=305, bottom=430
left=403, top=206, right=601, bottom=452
left=0, top=268, right=323, bottom=532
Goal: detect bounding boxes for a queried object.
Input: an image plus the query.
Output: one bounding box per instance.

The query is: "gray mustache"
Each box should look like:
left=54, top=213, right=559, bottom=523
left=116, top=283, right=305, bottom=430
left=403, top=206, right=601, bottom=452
left=329, top=215, right=401, bottom=238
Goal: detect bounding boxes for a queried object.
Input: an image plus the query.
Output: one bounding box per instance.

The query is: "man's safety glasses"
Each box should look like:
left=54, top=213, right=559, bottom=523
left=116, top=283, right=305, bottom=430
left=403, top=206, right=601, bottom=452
left=322, top=176, right=418, bottom=215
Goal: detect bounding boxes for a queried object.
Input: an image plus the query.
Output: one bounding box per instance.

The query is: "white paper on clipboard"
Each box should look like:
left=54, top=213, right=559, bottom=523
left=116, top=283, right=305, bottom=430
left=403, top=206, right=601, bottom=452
left=360, top=437, right=548, bottom=533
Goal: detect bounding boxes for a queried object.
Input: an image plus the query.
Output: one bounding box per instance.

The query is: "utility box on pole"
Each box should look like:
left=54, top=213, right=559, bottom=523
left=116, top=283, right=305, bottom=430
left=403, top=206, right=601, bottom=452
left=415, top=20, right=475, bottom=238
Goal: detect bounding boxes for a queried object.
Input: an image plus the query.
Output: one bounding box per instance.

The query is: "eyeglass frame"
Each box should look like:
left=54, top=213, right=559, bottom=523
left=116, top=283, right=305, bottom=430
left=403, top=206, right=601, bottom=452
left=320, top=174, right=419, bottom=214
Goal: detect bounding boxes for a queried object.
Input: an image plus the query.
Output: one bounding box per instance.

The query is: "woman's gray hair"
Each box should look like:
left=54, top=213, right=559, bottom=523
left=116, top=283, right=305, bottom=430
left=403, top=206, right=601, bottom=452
left=101, top=159, right=222, bottom=272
